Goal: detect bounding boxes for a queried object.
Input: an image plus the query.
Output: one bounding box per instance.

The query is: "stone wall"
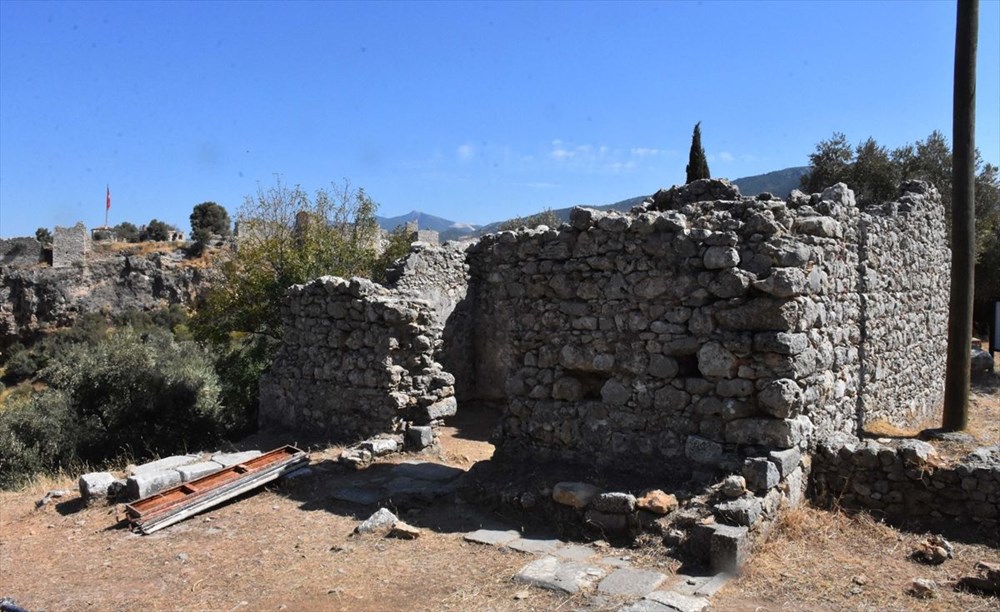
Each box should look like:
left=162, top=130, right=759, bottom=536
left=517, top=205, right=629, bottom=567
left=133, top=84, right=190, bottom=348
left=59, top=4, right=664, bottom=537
left=258, top=276, right=457, bottom=441
left=811, top=434, right=999, bottom=528
left=259, top=180, right=950, bottom=475
left=0, top=237, right=44, bottom=267
left=52, top=222, right=89, bottom=268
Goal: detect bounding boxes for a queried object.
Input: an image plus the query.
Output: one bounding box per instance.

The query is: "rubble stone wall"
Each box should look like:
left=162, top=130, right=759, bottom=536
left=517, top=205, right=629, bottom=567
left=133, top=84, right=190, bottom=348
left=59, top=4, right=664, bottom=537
left=811, top=435, right=999, bottom=528
left=464, top=180, right=948, bottom=474
left=259, top=276, right=457, bottom=441
left=52, top=223, right=89, bottom=268
left=0, top=237, right=44, bottom=267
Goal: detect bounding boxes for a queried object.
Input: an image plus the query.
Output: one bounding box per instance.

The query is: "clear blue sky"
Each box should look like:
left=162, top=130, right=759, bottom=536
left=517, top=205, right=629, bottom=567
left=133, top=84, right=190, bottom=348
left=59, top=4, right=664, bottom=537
left=1, top=0, right=998, bottom=238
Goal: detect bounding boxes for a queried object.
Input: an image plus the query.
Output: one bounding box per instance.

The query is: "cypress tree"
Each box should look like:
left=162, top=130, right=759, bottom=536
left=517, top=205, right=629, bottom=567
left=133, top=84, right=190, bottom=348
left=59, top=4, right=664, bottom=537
left=686, top=121, right=711, bottom=183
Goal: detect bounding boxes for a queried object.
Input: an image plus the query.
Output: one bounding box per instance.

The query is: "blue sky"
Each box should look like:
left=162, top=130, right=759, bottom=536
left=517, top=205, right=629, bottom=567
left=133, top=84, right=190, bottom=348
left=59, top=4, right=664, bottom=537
left=1, top=1, right=998, bottom=238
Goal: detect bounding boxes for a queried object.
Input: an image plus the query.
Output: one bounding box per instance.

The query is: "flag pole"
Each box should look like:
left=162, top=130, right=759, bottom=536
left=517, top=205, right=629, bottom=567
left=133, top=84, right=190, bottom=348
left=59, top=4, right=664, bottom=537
left=105, top=185, right=111, bottom=228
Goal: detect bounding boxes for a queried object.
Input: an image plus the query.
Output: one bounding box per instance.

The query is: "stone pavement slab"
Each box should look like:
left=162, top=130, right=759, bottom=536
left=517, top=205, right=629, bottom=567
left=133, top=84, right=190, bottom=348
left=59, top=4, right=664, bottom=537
left=644, top=590, right=709, bottom=612
left=464, top=529, right=520, bottom=546
left=129, top=455, right=199, bottom=476
left=390, top=461, right=464, bottom=482
left=331, top=486, right=381, bottom=505
left=598, top=568, right=667, bottom=597
left=553, top=543, right=598, bottom=562
left=619, top=600, right=675, bottom=612
left=514, top=556, right=606, bottom=594
left=508, top=537, right=564, bottom=555
left=211, top=450, right=263, bottom=467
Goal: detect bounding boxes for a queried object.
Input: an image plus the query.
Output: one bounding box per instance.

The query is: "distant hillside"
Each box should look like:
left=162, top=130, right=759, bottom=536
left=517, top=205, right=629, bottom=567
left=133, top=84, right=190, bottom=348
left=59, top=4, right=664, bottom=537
left=731, top=166, right=809, bottom=198
left=380, top=166, right=811, bottom=241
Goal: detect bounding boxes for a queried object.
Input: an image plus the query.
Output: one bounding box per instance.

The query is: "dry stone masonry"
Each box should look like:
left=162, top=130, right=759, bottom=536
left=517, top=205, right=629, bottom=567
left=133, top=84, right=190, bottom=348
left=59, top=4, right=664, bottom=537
left=260, top=179, right=951, bottom=480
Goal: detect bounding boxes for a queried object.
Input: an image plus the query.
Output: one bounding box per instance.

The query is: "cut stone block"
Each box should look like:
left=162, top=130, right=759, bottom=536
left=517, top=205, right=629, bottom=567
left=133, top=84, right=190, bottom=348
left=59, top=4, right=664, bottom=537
left=79, top=472, right=116, bottom=501
left=644, top=590, right=710, bottom=612
left=768, top=448, right=801, bottom=477
left=552, top=481, right=602, bottom=508
left=597, top=568, right=667, bottom=597
left=693, top=573, right=731, bottom=597
left=176, top=461, right=224, bottom=482
left=710, top=524, right=749, bottom=573
left=508, top=538, right=564, bottom=555
left=585, top=509, right=629, bottom=533
left=406, top=426, right=435, bottom=450
left=211, top=450, right=262, bottom=468
left=360, top=438, right=398, bottom=456
left=742, top=457, right=780, bottom=493
left=424, top=397, right=457, bottom=420
left=592, top=492, right=636, bottom=514
left=464, top=529, right=520, bottom=546
left=714, top=496, right=763, bottom=527
left=129, top=455, right=199, bottom=476
left=126, top=470, right=183, bottom=500
left=514, top=556, right=606, bottom=594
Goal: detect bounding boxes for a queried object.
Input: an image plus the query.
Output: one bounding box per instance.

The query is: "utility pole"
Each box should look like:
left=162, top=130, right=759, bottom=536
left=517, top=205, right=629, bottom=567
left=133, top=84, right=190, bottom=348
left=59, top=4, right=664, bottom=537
left=942, top=0, right=978, bottom=431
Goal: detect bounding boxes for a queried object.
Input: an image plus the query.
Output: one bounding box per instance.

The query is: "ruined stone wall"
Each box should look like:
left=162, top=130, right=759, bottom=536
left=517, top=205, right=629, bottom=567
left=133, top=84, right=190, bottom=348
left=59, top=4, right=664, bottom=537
left=52, top=222, right=89, bottom=268
left=258, top=276, right=457, bottom=441
left=811, top=435, right=998, bottom=528
left=0, top=237, right=44, bottom=267
left=856, top=184, right=950, bottom=427
left=463, top=180, right=948, bottom=474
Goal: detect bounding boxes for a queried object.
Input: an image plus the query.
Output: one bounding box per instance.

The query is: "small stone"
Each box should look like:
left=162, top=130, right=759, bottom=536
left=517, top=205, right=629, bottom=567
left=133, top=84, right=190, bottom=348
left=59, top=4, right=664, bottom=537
left=552, top=482, right=603, bottom=508
left=637, top=490, right=678, bottom=515
left=387, top=521, right=421, bottom=539
left=720, top=475, right=747, bottom=498
left=909, top=578, right=937, bottom=599
left=592, top=492, right=636, bottom=514
left=354, top=508, right=398, bottom=535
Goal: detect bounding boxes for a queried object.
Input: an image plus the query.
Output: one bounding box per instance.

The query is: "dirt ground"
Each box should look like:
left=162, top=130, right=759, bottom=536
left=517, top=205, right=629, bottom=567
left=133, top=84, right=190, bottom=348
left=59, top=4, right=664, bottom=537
left=2, top=380, right=999, bottom=611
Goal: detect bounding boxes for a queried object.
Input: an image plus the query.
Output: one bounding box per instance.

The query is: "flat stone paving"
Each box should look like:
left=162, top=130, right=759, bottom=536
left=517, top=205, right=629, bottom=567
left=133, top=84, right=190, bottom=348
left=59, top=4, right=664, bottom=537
left=462, top=524, right=728, bottom=610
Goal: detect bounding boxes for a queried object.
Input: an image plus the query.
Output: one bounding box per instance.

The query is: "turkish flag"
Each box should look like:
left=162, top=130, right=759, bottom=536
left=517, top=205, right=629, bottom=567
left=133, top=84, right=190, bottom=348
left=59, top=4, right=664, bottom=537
left=106, top=186, right=111, bottom=211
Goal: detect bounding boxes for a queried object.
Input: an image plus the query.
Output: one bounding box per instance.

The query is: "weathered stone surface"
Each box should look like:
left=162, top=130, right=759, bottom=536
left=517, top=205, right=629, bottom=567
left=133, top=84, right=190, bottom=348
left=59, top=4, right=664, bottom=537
left=720, top=475, right=747, bottom=498
left=405, top=426, right=435, bottom=450
left=553, top=544, right=597, bottom=562
left=592, top=492, right=637, bottom=514
left=176, top=461, right=224, bottom=482
left=360, top=438, right=399, bottom=456
left=514, top=556, right=606, bottom=594
left=424, top=397, right=457, bottom=420
left=464, top=529, right=520, bottom=546
left=126, top=470, right=183, bottom=500
left=508, top=538, right=564, bottom=555
left=714, top=496, right=763, bottom=527
left=645, top=590, right=710, bottom=612
left=78, top=472, right=116, bottom=501
left=390, top=461, right=464, bottom=482
left=331, top=486, right=382, bottom=505
left=768, top=448, right=801, bottom=478
left=553, top=482, right=603, bottom=508
left=129, top=455, right=199, bottom=476
left=211, top=450, right=262, bottom=468
left=743, top=458, right=780, bottom=493
left=585, top=509, right=629, bottom=533
left=597, top=568, right=667, bottom=597
left=725, top=416, right=813, bottom=448
left=757, top=379, right=802, bottom=418
left=354, top=508, right=398, bottom=535
left=637, top=490, right=678, bottom=515
left=710, top=524, right=749, bottom=573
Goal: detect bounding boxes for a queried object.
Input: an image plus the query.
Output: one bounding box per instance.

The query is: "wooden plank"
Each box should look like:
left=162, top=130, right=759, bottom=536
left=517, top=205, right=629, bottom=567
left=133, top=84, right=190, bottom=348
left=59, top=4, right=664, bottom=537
left=125, top=445, right=308, bottom=534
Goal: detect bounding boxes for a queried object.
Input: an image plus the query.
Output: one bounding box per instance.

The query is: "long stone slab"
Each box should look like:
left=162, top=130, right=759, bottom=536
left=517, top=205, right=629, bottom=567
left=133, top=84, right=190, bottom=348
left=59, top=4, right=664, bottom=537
left=514, top=556, right=606, bottom=594
left=211, top=450, right=263, bottom=467
left=390, top=461, right=464, bottom=482
left=126, top=470, right=183, bottom=500
left=644, top=590, right=709, bottom=612
left=129, top=455, right=199, bottom=476
left=176, top=461, right=224, bottom=483
left=508, top=538, right=564, bottom=555
left=331, top=486, right=382, bottom=506
left=464, top=529, right=521, bottom=546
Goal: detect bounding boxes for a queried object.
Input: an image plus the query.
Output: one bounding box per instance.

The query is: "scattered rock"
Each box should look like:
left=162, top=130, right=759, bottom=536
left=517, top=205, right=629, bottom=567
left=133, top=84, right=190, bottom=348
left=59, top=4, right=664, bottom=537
left=637, top=490, right=678, bottom=515
left=35, top=489, right=69, bottom=509
left=354, top=508, right=398, bottom=535
left=912, top=535, right=953, bottom=565
left=387, top=521, right=421, bottom=539
left=720, top=475, right=746, bottom=498
left=339, top=448, right=374, bottom=470
left=958, top=561, right=1000, bottom=593
left=908, top=578, right=937, bottom=599
left=552, top=482, right=603, bottom=508
left=79, top=472, right=116, bottom=502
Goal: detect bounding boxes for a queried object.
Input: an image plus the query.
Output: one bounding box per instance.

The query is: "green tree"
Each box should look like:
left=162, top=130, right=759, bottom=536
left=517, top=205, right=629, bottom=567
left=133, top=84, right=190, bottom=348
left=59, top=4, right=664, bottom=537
left=801, top=132, right=853, bottom=193
left=34, top=227, right=52, bottom=246
left=113, top=222, right=140, bottom=242
left=140, top=219, right=174, bottom=241
left=190, top=201, right=232, bottom=243
left=685, top=122, right=711, bottom=183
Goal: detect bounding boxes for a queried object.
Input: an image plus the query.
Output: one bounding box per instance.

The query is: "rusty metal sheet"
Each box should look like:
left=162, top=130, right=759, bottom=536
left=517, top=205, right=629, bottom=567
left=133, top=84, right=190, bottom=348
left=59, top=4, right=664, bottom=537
left=125, top=445, right=308, bottom=534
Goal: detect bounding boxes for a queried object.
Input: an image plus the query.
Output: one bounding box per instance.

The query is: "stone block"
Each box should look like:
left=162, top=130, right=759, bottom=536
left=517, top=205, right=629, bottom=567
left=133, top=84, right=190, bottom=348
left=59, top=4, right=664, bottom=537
left=424, top=397, right=457, bottom=420
left=211, top=450, right=262, bottom=468
left=390, top=461, right=464, bottom=482
left=769, top=448, right=801, bottom=477
left=129, top=455, right=200, bottom=476
left=553, top=544, right=597, bottom=562
left=591, top=492, right=636, bottom=514
left=710, top=524, right=749, bottom=573
left=725, top=416, right=812, bottom=448
left=637, top=490, right=678, bottom=515
left=552, top=482, right=602, bottom=508
left=508, top=538, right=564, bottom=555
left=360, top=438, right=399, bottom=456
left=597, top=568, right=667, bottom=597
left=645, top=590, right=710, bottom=612
left=405, top=426, right=435, bottom=450
left=585, top=509, right=629, bottom=533
left=714, top=496, right=762, bottom=527
left=78, top=472, right=116, bottom=501
left=513, top=556, right=606, bottom=594
left=743, top=458, right=780, bottom=493
left=720, top=475, right=747, bottom=498
left=354, top=507, right=398, bottom=535
left=685, top=435, right=723, bottom=465
left=126, top=470, right=183, bottom=500
left=176, top=461, right=224, bottom=482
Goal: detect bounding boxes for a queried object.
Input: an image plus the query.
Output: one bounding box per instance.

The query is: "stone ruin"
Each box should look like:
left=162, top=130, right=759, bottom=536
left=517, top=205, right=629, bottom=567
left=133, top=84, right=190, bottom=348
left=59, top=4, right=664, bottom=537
left=259, top=179, right=998, bottom=566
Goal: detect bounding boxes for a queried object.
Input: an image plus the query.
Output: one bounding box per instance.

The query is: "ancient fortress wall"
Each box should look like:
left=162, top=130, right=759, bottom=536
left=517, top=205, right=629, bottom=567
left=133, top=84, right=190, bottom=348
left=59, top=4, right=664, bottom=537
left=0, top=237, right=44, bottom=267
left=259, top=180, right=950, bottom=475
